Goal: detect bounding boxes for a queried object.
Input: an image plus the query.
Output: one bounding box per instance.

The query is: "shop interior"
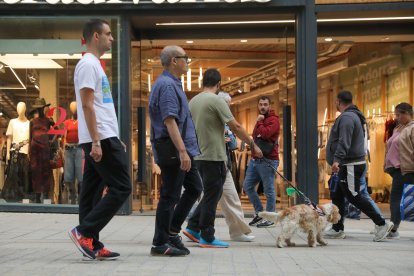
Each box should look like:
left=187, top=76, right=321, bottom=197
left=0, top=14, right=413, bottom=215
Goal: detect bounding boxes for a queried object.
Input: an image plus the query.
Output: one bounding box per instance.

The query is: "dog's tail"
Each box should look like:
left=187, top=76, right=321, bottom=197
left=258, top=211, right=281, bottom=224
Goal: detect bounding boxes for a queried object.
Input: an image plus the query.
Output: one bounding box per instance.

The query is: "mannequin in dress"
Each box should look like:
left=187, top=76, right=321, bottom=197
left=0, top=102, right=30, bottom=201
left=29, top=98, right=53, bottom=203
left=63, top=101, right=83, bottom=204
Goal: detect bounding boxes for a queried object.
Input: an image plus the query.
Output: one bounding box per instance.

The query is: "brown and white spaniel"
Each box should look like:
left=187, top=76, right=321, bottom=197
left=259, top=203, right=341, bottom=248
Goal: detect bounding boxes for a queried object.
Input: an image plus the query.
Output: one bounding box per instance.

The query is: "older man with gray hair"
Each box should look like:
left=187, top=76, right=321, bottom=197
left=149, top=45, right=202, bottom=256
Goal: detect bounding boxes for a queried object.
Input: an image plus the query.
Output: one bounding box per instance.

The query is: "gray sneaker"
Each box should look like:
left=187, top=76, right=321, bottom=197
left=387, top=230, right=400, bottom=239
left=324, top=228, right=346, bottom=239
left=373, top=221, right=394, bottom=242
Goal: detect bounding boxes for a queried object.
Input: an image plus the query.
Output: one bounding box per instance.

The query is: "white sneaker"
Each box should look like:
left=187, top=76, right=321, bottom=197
left=324, top=228, right=346, bottom=239
left=387, top=231, right=400, bottom=239
left=231, top=234, right=255, bottom=242
left=373, top=221, right=394, bottom=242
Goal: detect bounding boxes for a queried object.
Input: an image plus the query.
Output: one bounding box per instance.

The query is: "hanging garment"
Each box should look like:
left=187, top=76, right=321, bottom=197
left=30, top=117, right=53, bottom=193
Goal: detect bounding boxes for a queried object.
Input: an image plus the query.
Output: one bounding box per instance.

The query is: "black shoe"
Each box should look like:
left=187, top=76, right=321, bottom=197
left=150, top=243, right=187, bottom=257
left=169, top=235, right=190, bottom=255
left=256, top=220, right=275, bottom=228
left=249, top=214, right=263, bottom=226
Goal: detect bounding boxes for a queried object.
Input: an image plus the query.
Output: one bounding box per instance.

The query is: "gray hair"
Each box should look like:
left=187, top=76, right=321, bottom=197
left=217, top=91, right=231, bottom=104
left=160, top=45, right=183, bottom=68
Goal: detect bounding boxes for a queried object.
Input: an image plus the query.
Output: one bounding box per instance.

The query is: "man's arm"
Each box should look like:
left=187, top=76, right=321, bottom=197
left=164, top=116, right=191, bottom=172
left=227, top=119, right=263, bottom=158
left=80, top=88, right=102, bottom=162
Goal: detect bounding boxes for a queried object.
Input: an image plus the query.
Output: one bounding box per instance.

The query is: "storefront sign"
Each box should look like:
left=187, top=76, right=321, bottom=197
left=2, top=0, right=271, bottom=4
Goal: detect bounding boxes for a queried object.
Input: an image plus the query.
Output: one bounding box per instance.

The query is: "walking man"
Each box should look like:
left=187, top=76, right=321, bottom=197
left=69, top=19, right=131, bottom=260
left=149, top=46, right=203, bottom=256
left=243, top=96, right=280, bottom=228
left=324, top=90, right=393, bottom=241
left=183, top=69, right=262, bottom=248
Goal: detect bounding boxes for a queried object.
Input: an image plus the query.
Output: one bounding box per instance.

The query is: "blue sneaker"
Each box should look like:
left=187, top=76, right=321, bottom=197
left=198, top=238, right=229, bottom=248
left=182, top=228, right=200, bottom=243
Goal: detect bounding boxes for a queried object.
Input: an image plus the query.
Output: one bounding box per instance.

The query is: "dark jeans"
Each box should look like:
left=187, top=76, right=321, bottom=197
left=187, top=160, right=227, bottom=242
left=77, top=137, right=131, bottom=250
left=153, top=158, right=202, bottom=246
left=331, top=163, right=385, bottom=231
left=389, top=168, right=414, bottom=229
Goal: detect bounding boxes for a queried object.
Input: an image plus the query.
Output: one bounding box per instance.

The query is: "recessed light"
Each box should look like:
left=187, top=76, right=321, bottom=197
left=324, top=37, right=333, bottom=42
left=381, top=37, right=390, bottom=41
left=240, top=39, right=248, bottom=43
left=237, top=89, right=242, bottom=93
left=186, top=40, right=194, bottom=44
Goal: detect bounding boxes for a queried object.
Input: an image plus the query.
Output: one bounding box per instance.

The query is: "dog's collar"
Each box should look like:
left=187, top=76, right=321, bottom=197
left=307, top=203, right=326, bottom=216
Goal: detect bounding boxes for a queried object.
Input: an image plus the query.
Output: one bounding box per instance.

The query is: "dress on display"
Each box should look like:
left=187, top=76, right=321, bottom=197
left=1, top=118, right=30, bottom=201
left=30, top=117, right=53, bottom=194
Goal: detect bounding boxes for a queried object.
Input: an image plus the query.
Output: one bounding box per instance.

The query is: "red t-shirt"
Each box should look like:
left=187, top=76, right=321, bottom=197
left=64, top=119, right=79, bottom=144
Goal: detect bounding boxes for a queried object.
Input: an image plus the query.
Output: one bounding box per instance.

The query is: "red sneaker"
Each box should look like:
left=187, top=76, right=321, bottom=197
left=95, top=247, right=120, bottom=261
left=68, top=227, right=95, bottom=259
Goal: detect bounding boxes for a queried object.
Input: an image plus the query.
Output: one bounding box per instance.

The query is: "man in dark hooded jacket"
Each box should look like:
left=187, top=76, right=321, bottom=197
left=325, top=90, right=393, bottom=242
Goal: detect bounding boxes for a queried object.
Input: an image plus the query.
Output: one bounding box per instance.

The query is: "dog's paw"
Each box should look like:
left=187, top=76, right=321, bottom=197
left=276, top=242, right=284, bottom=248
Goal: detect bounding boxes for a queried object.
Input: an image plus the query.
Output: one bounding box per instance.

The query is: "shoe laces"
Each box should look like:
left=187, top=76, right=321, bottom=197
left=80, top=237, right=94, bottom=250
left=96, top=247, right=111, bottom=256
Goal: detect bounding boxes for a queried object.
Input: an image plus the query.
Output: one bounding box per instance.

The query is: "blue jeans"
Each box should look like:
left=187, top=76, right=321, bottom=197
left=243, top=159, right=279, bottom=213
left=64, top=146, right=83, bottom=183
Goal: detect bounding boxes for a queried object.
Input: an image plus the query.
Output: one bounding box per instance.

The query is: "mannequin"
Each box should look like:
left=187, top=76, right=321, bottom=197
left=29, top=98, right=53, bottom=203
left=62, top=101, right=83, bottom=204
left=0, top=102, right=30, bottom=201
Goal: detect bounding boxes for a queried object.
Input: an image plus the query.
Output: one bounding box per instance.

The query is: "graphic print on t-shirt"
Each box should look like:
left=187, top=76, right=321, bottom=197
left=102, top=76, right=113, bottom=103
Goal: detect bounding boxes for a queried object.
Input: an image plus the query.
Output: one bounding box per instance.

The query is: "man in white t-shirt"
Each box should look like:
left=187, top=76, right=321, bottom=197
left=68, top=19, right=131, bottom=261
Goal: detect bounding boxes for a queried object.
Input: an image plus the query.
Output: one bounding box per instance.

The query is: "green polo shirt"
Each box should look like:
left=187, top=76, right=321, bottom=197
left=189, top=92, right=234, bottom=161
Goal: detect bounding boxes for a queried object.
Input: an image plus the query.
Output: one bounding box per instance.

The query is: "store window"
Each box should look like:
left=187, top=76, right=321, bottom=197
left=0, top=17, right=120, bottom=205
left=316, top=33, right=414, bottom=203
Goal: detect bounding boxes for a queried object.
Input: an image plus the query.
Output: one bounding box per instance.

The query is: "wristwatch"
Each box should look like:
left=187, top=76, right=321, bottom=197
left=92, top=141, right=101, bottom=147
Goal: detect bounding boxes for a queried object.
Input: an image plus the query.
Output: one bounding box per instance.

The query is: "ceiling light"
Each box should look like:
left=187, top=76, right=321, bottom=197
left=0, top=58, right=62, bottom=69
left=240, top=40, right=248, bottom=43
left=186, top=40, right=194, bottom=44
left=0, top=65, right=26, bottom=90
left=0, top=112, right=3, bottom=116
left=34, top=84, right=40, bottom=90
left=156, top=16, right=414, bottom=26
left=324, top=37, right=333, bottom=42
left=381, top=37, right=390, bottom=41
left=237, top=89, right=242, bottom=93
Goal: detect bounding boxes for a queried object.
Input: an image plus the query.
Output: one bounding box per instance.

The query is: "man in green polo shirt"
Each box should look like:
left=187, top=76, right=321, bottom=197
left=183, top=68, right=263, bottom=248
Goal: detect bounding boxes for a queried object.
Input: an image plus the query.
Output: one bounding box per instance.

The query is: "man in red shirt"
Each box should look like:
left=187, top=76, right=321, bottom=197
left=243, top=96, right=280, bottom=228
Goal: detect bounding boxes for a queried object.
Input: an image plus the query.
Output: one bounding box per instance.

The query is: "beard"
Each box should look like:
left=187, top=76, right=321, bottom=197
left=260, top=108, right=268, bottom=115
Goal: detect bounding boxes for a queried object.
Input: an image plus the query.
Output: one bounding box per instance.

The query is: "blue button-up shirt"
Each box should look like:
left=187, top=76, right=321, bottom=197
left=149, top=70, right=200, bottom=162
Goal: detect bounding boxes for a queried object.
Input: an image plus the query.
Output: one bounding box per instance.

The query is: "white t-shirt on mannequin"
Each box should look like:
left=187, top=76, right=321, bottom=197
left=74, top=53, right=119, bottom=144
left=6, top=119, right=30, bottom=154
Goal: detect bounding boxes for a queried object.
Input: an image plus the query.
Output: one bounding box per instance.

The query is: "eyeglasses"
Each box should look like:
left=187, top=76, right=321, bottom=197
left=175, top=55, right=191, bottom=63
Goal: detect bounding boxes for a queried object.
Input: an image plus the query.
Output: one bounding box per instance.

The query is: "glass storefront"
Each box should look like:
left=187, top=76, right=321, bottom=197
left=0, top=16, right=120, bottom=205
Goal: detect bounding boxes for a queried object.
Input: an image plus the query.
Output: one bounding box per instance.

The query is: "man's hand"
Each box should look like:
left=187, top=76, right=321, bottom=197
left=90, top=145, right=103, bottom=162
left=257, top=115, right=265, bottom=122
left=179, top=150, right=191, bottom=172
left=332, top=162, right=340, bottom=173
left=224, top=137, right=231, bottom=143
left=252, top=143, right=263, bottom=159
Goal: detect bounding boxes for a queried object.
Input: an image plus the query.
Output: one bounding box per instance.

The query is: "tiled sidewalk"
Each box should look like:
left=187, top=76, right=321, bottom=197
left=0, top=212, right=413, bottom=276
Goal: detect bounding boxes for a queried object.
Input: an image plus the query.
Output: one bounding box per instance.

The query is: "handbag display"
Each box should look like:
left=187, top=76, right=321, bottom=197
left=50, top=148, right=64, bottom=169
left=254, top=137, right=277, bottom=155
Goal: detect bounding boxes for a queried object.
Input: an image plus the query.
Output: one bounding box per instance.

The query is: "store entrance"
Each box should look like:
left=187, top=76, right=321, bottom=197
left=129, top=12, right=299, bottom=213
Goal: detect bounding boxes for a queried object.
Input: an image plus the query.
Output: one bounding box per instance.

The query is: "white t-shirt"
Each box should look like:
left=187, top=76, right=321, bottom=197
left=74, top=53, right=119, bottom=144
left=6, top=118, right=30, bottom=154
